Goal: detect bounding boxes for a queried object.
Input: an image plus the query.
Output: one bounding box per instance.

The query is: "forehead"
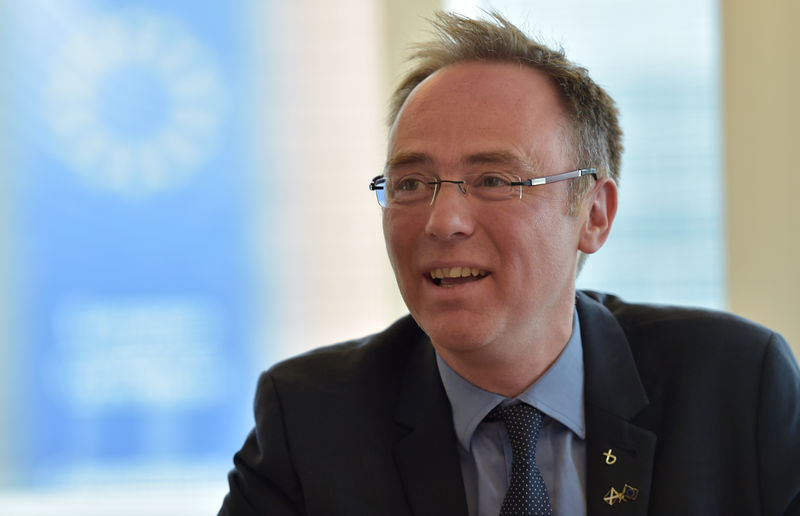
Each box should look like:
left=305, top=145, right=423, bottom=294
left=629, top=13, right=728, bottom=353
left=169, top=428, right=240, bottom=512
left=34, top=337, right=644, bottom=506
left=388, top=61, right=569, bottom=171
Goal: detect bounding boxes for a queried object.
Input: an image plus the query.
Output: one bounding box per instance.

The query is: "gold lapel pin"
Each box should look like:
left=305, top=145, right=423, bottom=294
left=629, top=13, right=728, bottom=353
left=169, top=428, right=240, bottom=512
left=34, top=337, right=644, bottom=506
left=603, top=487, right=624, bottom=506
left=603, top=484, right=640, bottom=506
left=622, top=484, right=639, bottom=501
left=602, top=448, right=617, bottom=465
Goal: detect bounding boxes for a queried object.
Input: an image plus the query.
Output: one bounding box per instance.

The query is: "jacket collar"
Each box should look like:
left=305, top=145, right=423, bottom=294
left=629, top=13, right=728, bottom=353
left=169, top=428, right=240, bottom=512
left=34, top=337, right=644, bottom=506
left=577, top=291, right=657, bottom=516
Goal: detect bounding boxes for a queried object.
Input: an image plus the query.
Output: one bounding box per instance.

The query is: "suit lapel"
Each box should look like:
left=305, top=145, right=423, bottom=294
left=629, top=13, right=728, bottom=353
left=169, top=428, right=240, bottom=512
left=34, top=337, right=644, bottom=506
left=388, top=295, right=657, bottom=516
left=577, top=292, right=657, bottom=516
left=392, top=325, right=468, bottom=516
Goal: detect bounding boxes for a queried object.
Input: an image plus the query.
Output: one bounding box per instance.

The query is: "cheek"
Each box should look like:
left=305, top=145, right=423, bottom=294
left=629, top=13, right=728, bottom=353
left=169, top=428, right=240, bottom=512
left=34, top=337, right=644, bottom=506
left=382, top=212, right=401, bottom=267
left=498, top=212, right=577, bottom=277
left=383, top=211, right=416, bottom=274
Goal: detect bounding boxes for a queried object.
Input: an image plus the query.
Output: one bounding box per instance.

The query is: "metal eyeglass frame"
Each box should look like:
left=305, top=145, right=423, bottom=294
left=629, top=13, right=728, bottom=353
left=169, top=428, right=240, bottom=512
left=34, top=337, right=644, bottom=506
left=368, top=168, right=597, bottom=208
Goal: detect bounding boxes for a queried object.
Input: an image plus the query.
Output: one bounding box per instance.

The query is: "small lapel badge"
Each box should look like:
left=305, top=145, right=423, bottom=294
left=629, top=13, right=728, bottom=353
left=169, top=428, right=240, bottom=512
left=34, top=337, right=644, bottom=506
left=603, top=487, right=623, bottom=506
left=622, top=484, right=639, bottom=501
left=603, top=484, right=639, bottom=506
left=603, top=448, right=617, bottom=465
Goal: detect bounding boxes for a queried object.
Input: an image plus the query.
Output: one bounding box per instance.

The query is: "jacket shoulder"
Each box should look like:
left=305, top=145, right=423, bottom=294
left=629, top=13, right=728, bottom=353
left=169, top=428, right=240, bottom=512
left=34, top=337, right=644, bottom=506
left=579, top=289, right=777, bottom=349
left=577, top=291, right=800, bottom=514
left=257, top=315, right=427, bottom=403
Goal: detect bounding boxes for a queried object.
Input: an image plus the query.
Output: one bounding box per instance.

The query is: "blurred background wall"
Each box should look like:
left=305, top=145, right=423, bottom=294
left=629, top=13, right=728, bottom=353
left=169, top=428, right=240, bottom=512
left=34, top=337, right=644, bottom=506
left=724, top=0, right=800, bottom=355
left=0, top=0, right=796, bottom=514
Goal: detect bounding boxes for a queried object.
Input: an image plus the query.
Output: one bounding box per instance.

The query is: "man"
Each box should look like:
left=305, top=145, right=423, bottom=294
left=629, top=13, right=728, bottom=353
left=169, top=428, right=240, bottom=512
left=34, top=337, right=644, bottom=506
left=219, top=12, right=800, bottom=516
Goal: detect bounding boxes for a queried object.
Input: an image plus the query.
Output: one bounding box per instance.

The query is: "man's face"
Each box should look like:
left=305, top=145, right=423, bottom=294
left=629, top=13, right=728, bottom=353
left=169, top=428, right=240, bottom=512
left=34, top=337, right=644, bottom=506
left=383, top=61, right=596, bottom=356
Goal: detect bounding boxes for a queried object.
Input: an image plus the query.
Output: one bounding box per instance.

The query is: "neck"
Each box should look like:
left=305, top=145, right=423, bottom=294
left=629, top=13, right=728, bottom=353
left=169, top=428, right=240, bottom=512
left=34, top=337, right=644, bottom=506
left=433, top=304, right=574, bottom=397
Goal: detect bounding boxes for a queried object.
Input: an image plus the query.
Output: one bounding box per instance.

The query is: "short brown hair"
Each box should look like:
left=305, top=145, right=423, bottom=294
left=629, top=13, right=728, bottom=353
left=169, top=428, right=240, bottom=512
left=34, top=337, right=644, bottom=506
left=388, top=11, right=623, bottom=213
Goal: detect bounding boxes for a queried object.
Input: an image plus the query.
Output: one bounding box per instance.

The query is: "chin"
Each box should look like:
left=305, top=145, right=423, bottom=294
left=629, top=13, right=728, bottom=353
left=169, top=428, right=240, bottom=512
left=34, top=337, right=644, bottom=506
left=415, top=313, right=497, bottom=353
left=431, top=336, right=492, bottom=356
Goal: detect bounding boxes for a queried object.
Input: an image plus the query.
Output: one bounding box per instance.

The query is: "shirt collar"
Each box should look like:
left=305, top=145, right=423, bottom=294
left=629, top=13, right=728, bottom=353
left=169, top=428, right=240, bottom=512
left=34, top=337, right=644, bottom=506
left=435, top=307, right=586, bottom=452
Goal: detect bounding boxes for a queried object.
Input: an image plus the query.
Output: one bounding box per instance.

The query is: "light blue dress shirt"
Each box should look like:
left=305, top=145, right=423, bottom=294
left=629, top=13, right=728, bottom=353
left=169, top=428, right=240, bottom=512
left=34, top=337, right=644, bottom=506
left=435, top=308, right=586, bottom=516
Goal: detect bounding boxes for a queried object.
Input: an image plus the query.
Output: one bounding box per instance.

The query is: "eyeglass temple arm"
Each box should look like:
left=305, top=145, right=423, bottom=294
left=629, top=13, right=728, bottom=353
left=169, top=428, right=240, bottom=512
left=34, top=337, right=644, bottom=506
left=520, top=168, right=597, bottom=186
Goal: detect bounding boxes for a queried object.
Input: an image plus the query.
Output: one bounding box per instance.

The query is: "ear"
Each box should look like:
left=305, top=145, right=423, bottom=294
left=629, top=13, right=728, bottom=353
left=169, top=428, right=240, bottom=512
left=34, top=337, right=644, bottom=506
left=578, top=177, right=618, bottom=254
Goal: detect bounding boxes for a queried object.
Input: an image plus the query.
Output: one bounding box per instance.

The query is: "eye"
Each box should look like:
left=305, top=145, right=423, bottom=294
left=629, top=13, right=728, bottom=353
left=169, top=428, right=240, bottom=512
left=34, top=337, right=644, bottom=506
left=393, top=175, right=428, bottom=192
left=474, top=173, right=514, bottom=188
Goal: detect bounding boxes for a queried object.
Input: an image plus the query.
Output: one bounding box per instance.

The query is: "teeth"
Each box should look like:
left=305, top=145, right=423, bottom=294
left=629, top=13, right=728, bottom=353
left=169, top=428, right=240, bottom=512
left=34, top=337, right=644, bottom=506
left=429, top=267, right=488, bottom=280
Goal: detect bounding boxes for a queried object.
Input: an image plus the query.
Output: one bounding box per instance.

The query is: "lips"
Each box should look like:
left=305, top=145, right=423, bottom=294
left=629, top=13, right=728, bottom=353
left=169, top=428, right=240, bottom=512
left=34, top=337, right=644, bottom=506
left=429, top=266, right=489, bottom=287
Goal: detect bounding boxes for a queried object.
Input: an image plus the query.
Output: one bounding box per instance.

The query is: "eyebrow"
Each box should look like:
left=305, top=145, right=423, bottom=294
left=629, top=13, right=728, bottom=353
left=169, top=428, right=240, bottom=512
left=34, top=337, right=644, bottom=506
left=462, top=151, right=536, bottom=173
left=384, top=152, right=432, bottom=172
left=385, top=150, right=537, bottom=175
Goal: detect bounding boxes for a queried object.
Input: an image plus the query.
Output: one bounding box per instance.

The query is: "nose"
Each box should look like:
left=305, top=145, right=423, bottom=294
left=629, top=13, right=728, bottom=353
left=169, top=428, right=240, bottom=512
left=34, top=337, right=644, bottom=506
left=424, top=181, right=475, bottom=240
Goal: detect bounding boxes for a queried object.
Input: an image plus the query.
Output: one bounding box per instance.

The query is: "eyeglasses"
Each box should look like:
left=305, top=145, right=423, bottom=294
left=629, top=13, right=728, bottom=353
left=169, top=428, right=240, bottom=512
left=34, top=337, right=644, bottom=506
left=368, top=168, right=596, bottom=208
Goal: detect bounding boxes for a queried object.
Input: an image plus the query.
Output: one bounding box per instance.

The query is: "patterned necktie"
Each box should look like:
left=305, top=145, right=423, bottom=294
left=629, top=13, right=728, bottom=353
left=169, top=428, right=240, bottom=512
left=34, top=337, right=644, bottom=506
left=486, top=402, right=553, bottom=516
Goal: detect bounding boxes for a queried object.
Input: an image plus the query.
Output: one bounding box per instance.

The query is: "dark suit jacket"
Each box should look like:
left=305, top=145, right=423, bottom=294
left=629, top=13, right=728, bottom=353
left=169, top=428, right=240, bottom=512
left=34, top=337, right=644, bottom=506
left=219, top=291, right=800, bottom=515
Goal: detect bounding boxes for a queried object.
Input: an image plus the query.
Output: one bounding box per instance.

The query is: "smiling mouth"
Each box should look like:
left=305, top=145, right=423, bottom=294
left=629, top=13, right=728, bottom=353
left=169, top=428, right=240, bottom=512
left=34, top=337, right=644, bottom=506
left=429, top=267, right=489, bottom=288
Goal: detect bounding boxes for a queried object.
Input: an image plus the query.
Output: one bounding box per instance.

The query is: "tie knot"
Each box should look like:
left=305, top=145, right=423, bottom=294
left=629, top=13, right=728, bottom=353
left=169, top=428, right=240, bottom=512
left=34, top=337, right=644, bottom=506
left=486, top=403, right=544, bottom=456
left=486, top=402, right=543, bottom=430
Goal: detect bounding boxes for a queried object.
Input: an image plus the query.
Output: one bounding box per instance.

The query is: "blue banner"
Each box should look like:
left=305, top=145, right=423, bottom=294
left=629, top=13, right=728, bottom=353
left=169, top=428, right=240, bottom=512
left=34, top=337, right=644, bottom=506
left=4, top=0, right=263, bottom=485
